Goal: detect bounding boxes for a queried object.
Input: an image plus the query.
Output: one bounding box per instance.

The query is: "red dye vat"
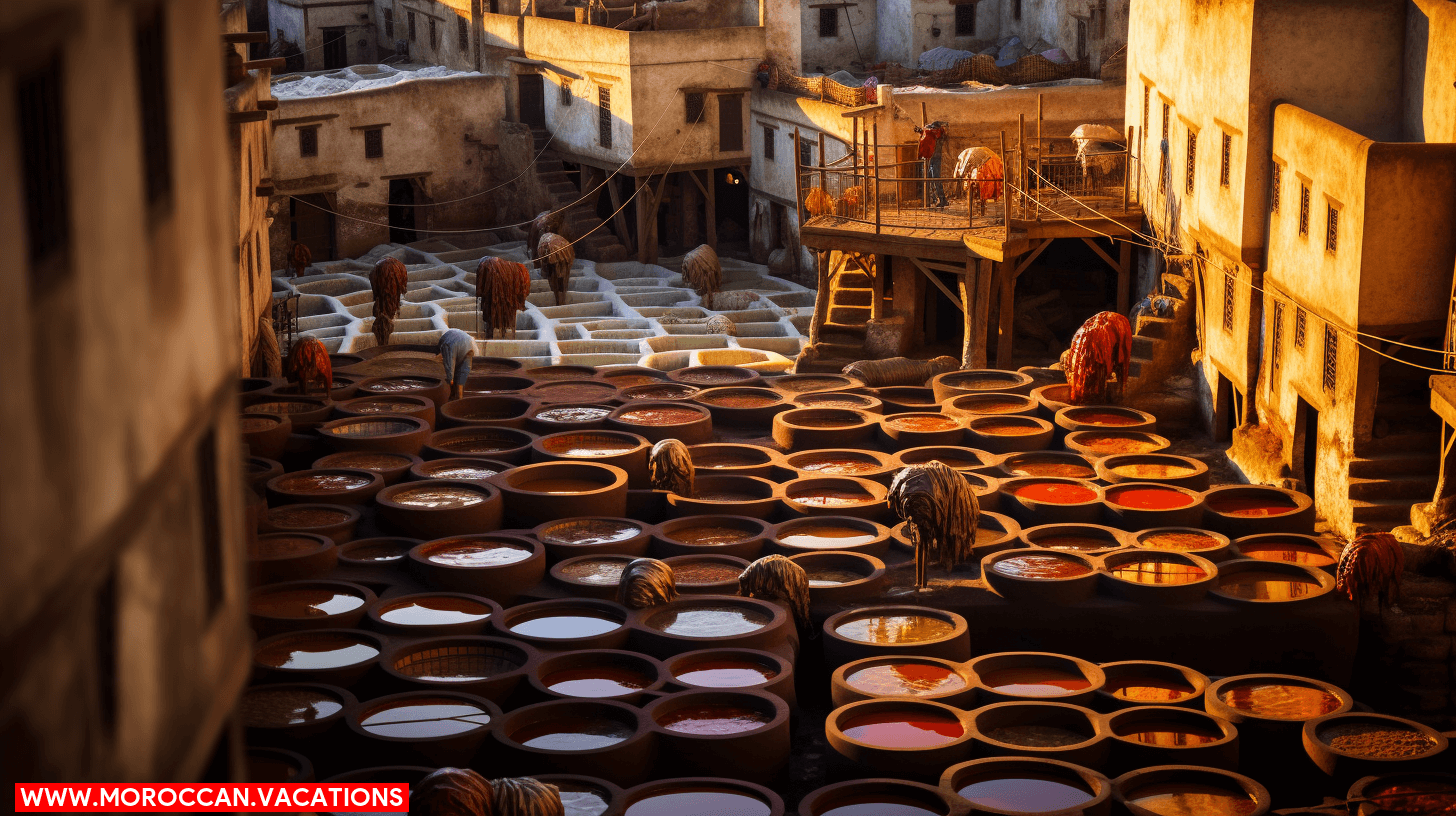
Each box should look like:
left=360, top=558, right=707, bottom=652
left=840, top=710, right=964, bottom=748
left=1238, top=541, right=1335, bottom=567
left=1066, top=410, right=1141, bottom=426
left=1106, top=486, right=1195, bottom=510
left=980, top=666, right=1091, bottom=695
left=1205, top=493, right=1299, bottom=517
left=1014, top=482, right=1098, bottom=504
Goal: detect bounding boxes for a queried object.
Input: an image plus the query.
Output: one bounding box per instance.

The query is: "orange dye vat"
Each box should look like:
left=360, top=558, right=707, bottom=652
left=840, top=710, right=964, bottom=748
left=1014, top=482, right=1098, bottom=504
left=1106, top=486, right=1195, bottom=510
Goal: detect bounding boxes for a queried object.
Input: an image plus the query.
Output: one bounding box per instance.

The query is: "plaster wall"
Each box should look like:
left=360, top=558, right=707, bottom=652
left=224, top=32, right=277, bottom=372
left=800, top=0, right=878, bottom=74
left=1405, top=0, right=1456, bottom=143
left=888, top=80, right=1123, bottom=159
left=269, top=0, right=376, bottom=71
left=396, top=0, right=477, bottom=70
left=765, top=0, right=804, bottom=70
left=0, top=0, right=250, bottom=783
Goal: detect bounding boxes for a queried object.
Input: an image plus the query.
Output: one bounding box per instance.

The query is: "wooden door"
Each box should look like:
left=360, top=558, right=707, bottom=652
left=322, top=27, right=347, bottom=69
left=518, top=74, right=545, bottom=127
left=290, top=194, right=335, bottom=261
left=718, top=93, right=743, bottom=152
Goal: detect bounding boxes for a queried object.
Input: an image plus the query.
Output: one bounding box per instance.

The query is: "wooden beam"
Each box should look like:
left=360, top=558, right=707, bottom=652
left=228, top=110, right=269, bottom=124
left=605, top=172, right=634, bottom=254
left=1012, top=237, right=1054, bottom=279
left=959, top=262, right=974, bottom=368
left=996, top=260, right=1017, bottom=367
left=243, top=57, right=286, bottom=71
left=971, top=258, right=992, bottom=368
left=703, top=170, right=717, bottom=250
left=223, top=31, right=268, bottom=43
left=909, top=257, right=965, bottom=313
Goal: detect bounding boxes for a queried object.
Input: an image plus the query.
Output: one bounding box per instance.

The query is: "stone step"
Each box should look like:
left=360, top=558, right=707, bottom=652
left=1349, top=451, right=1442, bottom=479
left=1348, top=474, right=1438, bottom=501
left=1350, top=498, right=1420, bottom=526
left=547, top=182, right=578, bottom=198
left=1161, top=272, right=1193, bottom=300
left=1135, top=315, right=1176, bottom=339
left=815, top=342, right=865, bottom=360
left=1131, top=335, right=1158, bottom=359
left=798, top=355, right=860, bottom=374
left=537, top=159, right=566, bottom=173
left=822, top=321, right=866, bottom=337
left=829, top=306, right=872, bottom=325
left=1357, top=430, right=1441, bottom=456
left=838, top=271, right=873, bottom=288
left=1127, top=359, right=1144, bottom=379
left=834, top=288, right=874, bottom=307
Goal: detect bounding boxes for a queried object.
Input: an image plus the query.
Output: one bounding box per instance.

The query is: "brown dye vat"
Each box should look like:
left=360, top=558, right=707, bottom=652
left=980, top=668, right=1091, bottom=696
left=1238, top=541, right=1335, bottom=567
left=1112, top=463, right=1197, bottom=479
left=1205, top=494, right=1299, bottom=517
left=252, top=588, right=366, bottom=618
left=913, top=455, right=981, bottom=469
left=1007, top=461, right=1097, bottom=479
left=268, top=506, right=352, bottom=527
left=361, top=699, right=492, bottom=738
left=379, top=597, right=492, bottom=627
left=957, top=775, right=1094, bottom=812
left=992, top=555, right=1093, bottom=579
left=425, top=541, right=532, bottom=567
left=1126, top=782, right=1258, bottom=816
left=1065, top=410, right=1141, bottom=426
left=518, top=477, right=609, bottom=494
left=391, top=485, right=488, bottom=508
left=241, top=416, right=279, bottom=432
left=807, top=568, right=867, bottom=587
left=674, top=563, right=745, bottom=585
left=438, top=434, right=518, bottom=454
left=794, top=417, right=860, bottom=428
left=1106, top=486, right=1195, bottom=510
left=818, top=796, right=942, bottom=816
left=693, top=451, right=766, bottom=469
left=959, top=397, right=1028, bottom=414
left=346, top=540, right=412, bottom=562
left=672, top=526, right=754, bottom=546
left=648, top=606, right=770, bottom=637
left=702, top=394, right=779, bottom=408
left=845, top=663, right=968, bottom=697
left=1364, top=781, right=1456, bottom=814
left=975, top=527, right=1008, bottom=545
left=536, top=384, right=616, bottom=402
left=368, top=378, right=437, bottom=393
left=840, top=710, right=964, bottom=747
left=325, top=419, right=420, bottom=438
left=658, top=704, right=770, bottom=735
left=1114, top=720, right=1224, bottom=746
left=509, top=614, right=622, bottom=639
left=800, top=398, right=873, bottom=409
left=277, top=473, right=374, bottom=493
left=678, top=370, right=750, bottom=385
left=695, top=490, right=760, bottom=502
left=984, top=725, right=1088, bottom=747
left=350, top=399, right=425, bottom=414
left=559, top=559, right=629, bottom=586
left=675, top=660, right=778, bottom=687
left=1079, top=435, right=1161, bottom=454
left=427, top=465, right=500, bottom=480
left=251, top=400, right=327, bottom=415
left=623, top=385, right=698, bottom=400
left=324, top=452, right=413, bottom=472
left=1217, top=571, right=1321, bottom=600
left=779, top=377, right=850, bottom=392
left=834, top=615, right=955, bottom=644
left=512, top=718, right=634, bottom=750
left=393, top=648, right=519, bottom=683
left=1110, top=560, right=1208, bottom=585
left=537, top=407, right=612, bottom=423
left=946, top=375, right=1017, bottom=389
left=619, top=407, right=702, bottom=425
left=1318, top=722, right=1435, bottom=758
left=1107, top=677, right=1196, bottom=703
left=624, top=789, right=771, bottom=816
left=251, top=536, right=323, bottom=559
left=1219, top=682, right=1341, bottom=718
left=790, top=488, right=874, bottom=507
left=544, top=520, right=642, bottom=546
left=974, top=421, right=1043, bottom=435
left=543, top=667, right=650, bottom=697
left=1035, top=535, right=1116, bottom=552
left=557, top=782, right=612, bottom=816
left=1014, top=483, right=1098, bottom=503
left=544, top=435, right=639, bottom=456
left=256, top=633, right=379, bottom=670
left=240, top=686, right=344, bottom=727
left=793, top=454, right=881, bottom=475
left=1141, top=531, right=1221, bottom=551
left=887, top=415, right=958, bottom=431
left=606, top=374, right=661, bottom=387
left=780, top=526, right=877, bottom=548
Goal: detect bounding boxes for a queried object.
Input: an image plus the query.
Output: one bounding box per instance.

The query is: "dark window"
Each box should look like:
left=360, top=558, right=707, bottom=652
left=429, top=18, right=437, bottom=50
left=819, top=8, right=838, bottom=37
left=1222, top=271, right=1235, bottom=332
left=298, top=126, right=317, bottom=157
left=1295, top=306, right=1307, bottom=348
left=718, top=94, right=743, bottom=152
left=598, top=87, right=611, bottom=148
left=17, top=54, right=70, bottom=274
left=364, top=127, right=383, bottom=158
left=1272, top=300, right=1284, bottom=374
left=685, top=91, right=705, bottom=124
left=458, top=16, right=468, bottom=50
left=1326, top=205, right=1338, bottom=253
left=95, top=570, right=118, bottom=734
left=763, top=126, right=775, bottom=160
left=1219, top=131, right=1231, bottom=187
left=1271, top=162, right=1281, bottom=213
left=1185, top=130, right=1196, bottom=195
left=135, top=7, right=172, bottom=210
left=560, top=80, right=571, bottom=106
left=1013, top=0, right=1022, bottom=20
left=955, top=3, right=976, bottom=37
left=384, top=8, right=394, bottom=37
left=1298, top=184, right=1310, bottom=236
left=408, top=11, right=416, bottom=41
left=1323, top=324, right=1338, bottom=392
left=799, top=138, right=812, bottom=167
left=196, top=430, right=224, bottom=614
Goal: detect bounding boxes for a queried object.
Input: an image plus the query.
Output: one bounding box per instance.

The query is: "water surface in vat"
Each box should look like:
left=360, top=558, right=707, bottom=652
left=658, top=704, right=770, bottom=735
left=1109, top=560, right=1208, bottom=585
left=517, top=477, right=609, bottom=494
left=818, top=796, right=944, bottom=816
left=510, top=613, right=621, bottom=639
left=957, top=397, right=1027, bottom=414
left=1140, top=531, right=1221, bottom=551
left=840, top=710, right=964, bottom=747
left=980, top=667, right=1090, bottom=696
left=256, top=633, right=379, bottom=670
left=326, top=453, right=412, bottom=471
left=674, top=660, right=777, bottom=687
left=1033, top=535, right=1117, bottom=552
left=799, top=397, right=872, bottom=409
left=1106, top=486, right=1195, bottom=509
left=619, top=407, right=702, bottom=425
left=544, top=520, right=641, bottom=546
left=623, top=385, right=697, bottom=400
left=992, top=555, right=1093, bottom=579
left=345, top=540, right=412, bottom=562
left=790, top=488, right=875, bottom=507
left=1238, top=541, right=1336, bottom=567
left=807, top=568, right=867, bottom=587
left=440, top=434, right=518, bottom=454
left=793, top=454, right=881, bottom=475
left=1013, top=482, right=1098, bottom=503
left=1078, top=434, right=1161, bottom=454
left=1205, top=493, right=1299, bottom=517
left=537, top=384, right=615, bottom=402
left=835, top=615, right=955, bottom=644
left=984, top=725, right=1088, bottom=747
left=701, top=394, right=779, bottom=408
left=946, top=375, right=1017, bottom=389
left=391, top=485, right=488, bottom=508
left=425, top=541, right=532, bottom=567
left=780, top=525, right=878, bottom=548
left=537, top=407, right=611, bottom=423
left=360, top=700, right=492, bottom=738
left=1107, top=676, right=1196, bottom=702
left=426, top=465, right=500, bottom=480
left=1112, top=462, right=1197, bottom=479
left=623, top=789, right=770, bottom=816
left=241, top=416, right=279, bottom=432
left=543, top=666, right=650, bottom=697
left=678, top=370, right=750, bottom=385
left=673, top=562, right=743, bottom=585
left=379, top=597, right=491, bottom=626
left=1114, top=719, right=1224, bottom=746
left=649, top=605, right=770, bottom=637
left=793, top=416, right=861, bottom=428
left=908, top=455, right=981, bottom=470
left=368, top=378, right=436, bottom=393
left=956, top=775, right=1094, bottom=812
left=251, top=535, right=323, bottom=559
left=558, top=783, right=611, bottom=816
left=350, top=399, right=423, bottom=414
left=887, top=415, right=959, bottom=432
left=1006, top=461, right=1096, bottom=479
left=543, top=435, right=639, bottom=456
left=778, top=377, right=848, bottom=392
left=240, top=686, right=344, bottom=727
left=1065, top=410, right=1141, bottom=426
left=693, top=450, right=767, bottom=469
left=670, top=526, right=754, bottom=546
left=530, top=368, right=590, bottom=381
left=1127, top=782, right=1258, bottom=816
left=512, top=717, right=634, bottom=750
left=973, top=420, right=1043, bottom=436
left=605, top=374, right=660, bottom=387
left=845, top=663, right=967, bottom=697
left=1219, top=681, right=1341, bottom=718
left=1216, top=571, right=1321, bottom=600
left=276, top=472, right=374, bottom=493
left=252, top=587, right=366, bottom=618
left=694, top=489, right=762, bottom=502
left=559, top=559, right=628, bottom=586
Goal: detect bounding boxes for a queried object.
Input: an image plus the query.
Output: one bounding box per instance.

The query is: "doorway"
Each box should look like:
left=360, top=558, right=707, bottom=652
left=388, top=179, right=418, bottom=244
left=1214, top=373, right=1238, bottom=442
left=713, top=167, right=750, bottom=245
left=289, top=194, right=335, bottom=261
left=923, top=270, right=965, bottom=353
left=322, top=27, right=348, bottom=69
left=518, top=74, right=545, bottom=127
left=1296, top=396, right=1320, bottom=497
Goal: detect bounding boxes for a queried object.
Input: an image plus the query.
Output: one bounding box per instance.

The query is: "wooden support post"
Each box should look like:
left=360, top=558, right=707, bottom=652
left=818, top=130, right=827, bottom=195
left=809, top=251, right=831, bottom=344
left=872, top=122, right=881, bottom=234
left=851, top=118, right=859, bottom=182
left=793, top=128, right=804, bottom=226
left=703, top=169, right=717, bottom=250
left=606, top=172, right=635, bottom=254
left=1118, top=239, right=1132, bottom=315
left=1017, top=114, right=1026, bottom=217
left=1035, top=93, right=1043, bottom=221
left=1124, top=125, right=1133, bottom=212
left=996, top=260, right=1017, bottom=368
left=871, top=253, right=885, bottom=320
left=960, top=261, right=974, bottom=368
left=682, top=170, right=699, bottom=248
left=999, top=129, right=1009, bottom=236
left=971, top=258, right=992, bottom=368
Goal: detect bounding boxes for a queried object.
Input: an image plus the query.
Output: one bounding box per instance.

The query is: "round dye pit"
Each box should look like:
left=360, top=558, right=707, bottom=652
left=699, top=393, right=780, bottom=408
left=1002, top=455, right=1097, bottom=479
left=250, top=585, right=367, bottom=619
left=972, top=420, right=1045, bottom=435
left=1014, top=482, right=1099, bottom=504
left=1218, top=680, right=1343, bottom=719
left=557, top=558, right=630, bottom=586
left=815, top=796, right=944, bottom=816
left=674, top=659, right=780, bottom=688
left=543, top=667, right=652, bottom=697
left=778, top=524, right=879, bottom=549
left=979, top=668, right=1091, bottom=697
left=657, top=704, right=771, bottom=735
left=516, top=477, right=613, bottom=494
left=789, top=453, right=886, bottom=476
left=648, top=605, right=771, bottom=638
left=509, top=613, right=622, bottom=639
left=1112, top=718, right=1224, bottom=746
left=240, top=685, right=345, bottom=728
left=991, top=555, right=1093, bottom=579
left=844, top=662, right=968, bottom=698
left=359, top=698, right=493, bottom=738
left=422, top=539, right=533, bottom=567
left=982, top=724, right=1091, bottom=748
left=512, top=718, right=635, bottom=750
left=338, top=538, right=415, bottom=564
left=1108, top=559, right=1208, bottom=585
left=1206, top=493, right=1300, bottom=517
left=1138, top=530, right=1225, bottom=552
left=542, top=434, right=642, bottom=456
left=1235, top=538, right=1337, bottom=568
left=834, top=615, right=956, bottom=645
left=617, top=407, right=704, bottom=426
left=1215, top=569, right=1322, bottom=601
left=1107, top=676, right=1198, bottom=703
left=377, top=596, right=493, bottom=627
left=255, top=632, right=380, bottom=672
left=671, top=561, right=746, bottom=588
left=1063, top=408, right=1145, bottom=427
left=885, top=415, right=959, bottom=432
left=668, top=526, right=755, bottom=546
left=1111, top=462, right=1198, bottom=479
left=1123, top=781, right=1259, bottom=816
left=1355, top=778, right=1456, bottom=814
left=390, top=641, right=525, bottom=685
left=621, top=384, right=700, bottom=401
left=536, top=406, right=613, bottom=424
left=273, top=471, right=375, bottom=494
left=388, top=484, right=490, bottom=508
left=1315, top=719, right=1437, bottom=759
left=412, top=460, right=505, bottom=481
left=624, top=788, right=772, bottom=816
left=553, top=781, right=613, bottom=816
left=543, top=520, right=643, bottom=547
left=840, top=710, right=964, bottom=748
left=1106, top=485, right=1196, bottom=510
left=957, top=773, right=1095, bottom=812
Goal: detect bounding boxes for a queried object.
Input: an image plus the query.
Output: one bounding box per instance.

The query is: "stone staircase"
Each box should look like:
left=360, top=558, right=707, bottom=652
left=797, top=264, right=877, bottom=373
left=529, top=127, right=630, bottom=263
left=1348, top=379, right=1442, bottom=530
left=1124, top=267, right=1196, bottom=395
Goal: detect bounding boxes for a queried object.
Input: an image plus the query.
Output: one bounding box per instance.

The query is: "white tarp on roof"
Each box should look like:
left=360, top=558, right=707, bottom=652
left=916, top=47, right=977, bottom=72
left=272, top=65, right=480, bottom=99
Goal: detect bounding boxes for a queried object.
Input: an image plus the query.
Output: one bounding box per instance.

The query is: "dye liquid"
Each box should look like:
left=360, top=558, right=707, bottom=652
left=840, top=710, right=964, bottom=747
left=1078, top=434, right=1161, bottom=454
left=518, top=477, right=608, bottom=494
left=623, top=789, right=771, bottom=816
left=1219, top=681, right=1341, bottom=718
left=983, top=725, right=1088, bottom=747
left=557, top=783, right=612, bottom=816
left=1106, top=676, right=1196, bottom=703
left=790, top=489, right=875, bottom=507
left=558, top=559, right=629, bottom=586
left=544, top=520, right=641, bottom=546
left=956, top=775, right=1094, bottom=812
left=1317, top=721, right=1435, bottom=758
left=251, top=536, right=323, bottom=559
left=793, top=454, right=881, bottom=475
left=543, top=435, right=639, bottom=456
left=673, top=563, right=744, bottom=585
left=1109, top=560, right=1208, bottom=585
left=807, top=568, right=867, bottom=586
left=835, top=615, right=955, bottom=644
left=671, top=526, right=753, bottom=546
left=979, top=667, right=1091, bottom=696
left=1113, top=719, right=1224, bottom=746
left=1216, top=571, right=1321, bottom=600
left=991, top=555, right=1093, bottom=579
left=509, top=613, right=621, bottom=639
left=326, top=453, right=411, bottom=471
left=251, top=588, right=365, bottom=618
left=817, top=796, right=943, bottom=816
left=957, top=397, right=1028, bottom=414
left=344, top=540, right=412, bottom=562
left=1237, top=540, right=1336, bottom=567
left=619, top=407, right=702, bottom=425
left=255, top=634, right=379, bottom=670
left=1205, top=493, right=1298, bottom=517
left=702, top=394, right=779, bottom=408
left=1127, top=782, right=1258, bottom=816
left=779, top=525, right=877, bottom=548
left=1034, top=535, right=1117, bottom=552
left=649, top=606, right=770, bottom=637
left=1007, top=461, right=1097, bottom=478
left=536, top=384, right=615, bottom=402
left=674, top=660, right=778, bottom=687
left=1013, top=482, right=1098, bottom=503
left=1106, top=486, right=1195, bottom=509
left=537, top=407, right=612, bottom=423
left=1112, top=462, right=1196, bottom=479
left=974, top=421, right=1043, bottom=435
left=1140, top=531, right=1220, bottom=551
left=1065, top=409, right=1141, bottom=426
left=276, top=473, right=373, bottom=493
left=360, top=700, right=492, bottom=738
left=658, top=704, right=770, bottom=735
left=440, top=434, right=516, bottom=453
left=425, top=541, right=532, bottom=567
left=1364, top=781, right=1456, bottom=814
left=240, top=687, right=344, bottom=727
left=887, top=415, right=959, bottom=431
left=379, top=597, right=492, bottom=626
left=426, top=465, right=500, bottom=480
left=512, top=718, right=634, bottom=750
left=392, top=486, right=488, bottom=508
left=845, top=663, right=968, bottom=697
left=543, top=667, right=650, bottom=697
